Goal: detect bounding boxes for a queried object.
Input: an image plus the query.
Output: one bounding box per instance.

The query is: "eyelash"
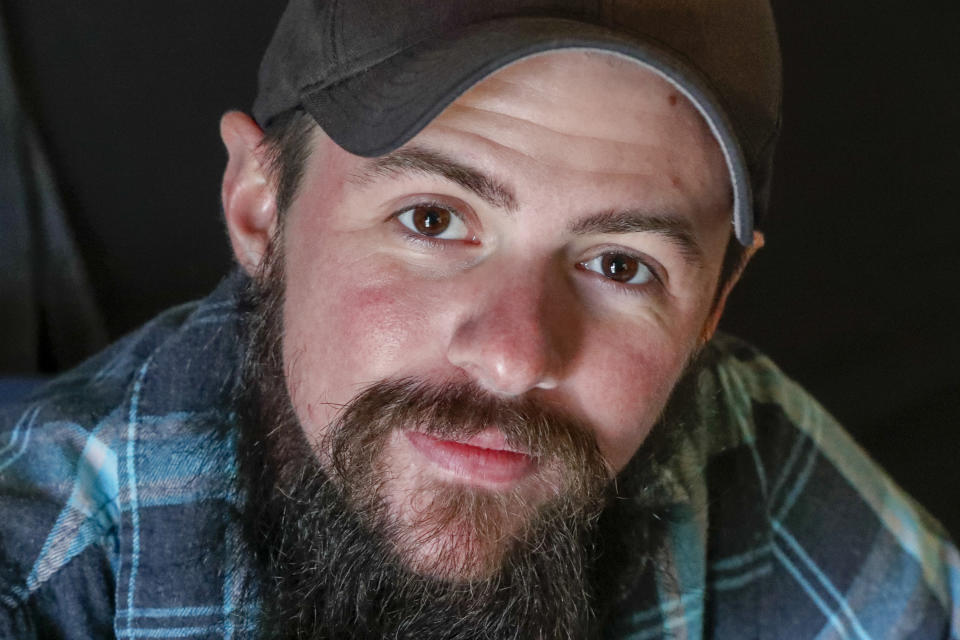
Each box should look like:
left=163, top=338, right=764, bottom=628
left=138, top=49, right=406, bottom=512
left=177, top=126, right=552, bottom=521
left=577, top=250, right=665, bottom=295
left=389, top=201, right=665, bottom=296
left=390, top=201, right=472, bottom=249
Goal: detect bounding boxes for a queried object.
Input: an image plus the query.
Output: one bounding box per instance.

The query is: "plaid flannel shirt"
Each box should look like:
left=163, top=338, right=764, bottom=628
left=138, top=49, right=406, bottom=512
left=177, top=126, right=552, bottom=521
left=1, top=271, right=958, bottom=639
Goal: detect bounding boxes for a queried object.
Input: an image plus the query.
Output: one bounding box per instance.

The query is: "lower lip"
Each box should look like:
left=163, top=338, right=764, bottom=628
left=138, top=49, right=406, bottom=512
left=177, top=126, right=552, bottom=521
left=405, top=431, right=535, bottom=485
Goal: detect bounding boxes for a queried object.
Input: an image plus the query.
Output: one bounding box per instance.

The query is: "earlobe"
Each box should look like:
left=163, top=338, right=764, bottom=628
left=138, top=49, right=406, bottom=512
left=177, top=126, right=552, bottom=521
left=220, top=111, right=278, bottom=275
left=699, top=231, right=765, bottom=344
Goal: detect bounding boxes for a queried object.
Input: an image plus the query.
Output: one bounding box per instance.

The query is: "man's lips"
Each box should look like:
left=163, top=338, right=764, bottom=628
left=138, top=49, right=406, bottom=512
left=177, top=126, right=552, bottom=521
left=405, top=429, right=536, bottom=485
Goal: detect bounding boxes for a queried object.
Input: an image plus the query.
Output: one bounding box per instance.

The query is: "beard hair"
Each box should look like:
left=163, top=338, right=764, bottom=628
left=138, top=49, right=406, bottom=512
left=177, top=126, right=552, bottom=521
left=230, top=237, right=693, bottom=639
left=321, top=375, right=612, bottom=580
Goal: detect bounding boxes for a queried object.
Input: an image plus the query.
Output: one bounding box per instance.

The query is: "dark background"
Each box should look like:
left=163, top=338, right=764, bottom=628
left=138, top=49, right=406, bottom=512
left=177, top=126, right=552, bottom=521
left=2, top=2, right=958, bottom=537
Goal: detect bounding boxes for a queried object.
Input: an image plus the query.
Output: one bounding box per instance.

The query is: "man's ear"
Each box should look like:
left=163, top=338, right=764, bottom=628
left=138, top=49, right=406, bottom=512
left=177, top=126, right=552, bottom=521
left=220, top=111, right=278, bottom=276
left=700, top=231, right=765, bottom=344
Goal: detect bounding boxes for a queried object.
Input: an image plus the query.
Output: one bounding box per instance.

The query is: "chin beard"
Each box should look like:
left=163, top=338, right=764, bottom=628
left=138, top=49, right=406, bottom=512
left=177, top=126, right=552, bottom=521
left=235, top=387, right=606, bottom=639
left=229, top=245, right=686, bottom=639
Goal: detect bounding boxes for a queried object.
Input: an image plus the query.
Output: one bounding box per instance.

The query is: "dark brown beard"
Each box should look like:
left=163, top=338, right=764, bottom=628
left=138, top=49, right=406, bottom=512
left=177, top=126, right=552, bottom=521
left=231, top=239, right=686, bottom=638
left=320, top=376, right=612, bottom=580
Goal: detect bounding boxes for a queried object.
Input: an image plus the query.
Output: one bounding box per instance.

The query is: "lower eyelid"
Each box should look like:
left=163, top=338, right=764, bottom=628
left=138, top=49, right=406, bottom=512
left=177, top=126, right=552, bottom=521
left=576, top=261, right=664, bottom=299
left=397, top=226, right=449, bottom=250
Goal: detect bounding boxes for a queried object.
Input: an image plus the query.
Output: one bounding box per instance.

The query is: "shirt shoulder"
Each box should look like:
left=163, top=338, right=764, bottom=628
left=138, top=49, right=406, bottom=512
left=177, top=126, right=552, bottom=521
left=702, top=333, right=960, bottom=639
left=0, top=272, right=245, bottom=637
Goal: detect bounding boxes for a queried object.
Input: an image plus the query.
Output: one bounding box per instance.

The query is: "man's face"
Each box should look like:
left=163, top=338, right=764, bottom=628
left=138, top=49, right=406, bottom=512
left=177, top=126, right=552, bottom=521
left=245, top=51, right=731, bottom=579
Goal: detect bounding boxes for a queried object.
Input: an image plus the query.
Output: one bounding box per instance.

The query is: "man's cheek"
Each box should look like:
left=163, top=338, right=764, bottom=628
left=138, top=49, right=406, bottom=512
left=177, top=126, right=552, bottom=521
left=336, top=282, right=438, bottom=376
left=566, top=336, right=684, bottom=471
left=283, top=277, right=441, bottom=409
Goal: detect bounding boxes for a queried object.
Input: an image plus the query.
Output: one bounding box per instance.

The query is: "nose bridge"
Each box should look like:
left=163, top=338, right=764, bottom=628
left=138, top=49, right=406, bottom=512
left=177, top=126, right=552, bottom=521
left=447, top=261, right=574, bottom=396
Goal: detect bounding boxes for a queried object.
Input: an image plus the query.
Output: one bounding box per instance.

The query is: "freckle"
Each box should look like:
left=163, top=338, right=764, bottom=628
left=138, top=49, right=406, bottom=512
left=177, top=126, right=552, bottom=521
left=671, top=175, right=682, bottom=188
left=668, top=94, right=678, bottom=106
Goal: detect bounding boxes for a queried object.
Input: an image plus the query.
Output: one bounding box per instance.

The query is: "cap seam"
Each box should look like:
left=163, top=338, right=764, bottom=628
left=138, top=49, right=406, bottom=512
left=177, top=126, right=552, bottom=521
left=330, top=0, right=341, bottom=64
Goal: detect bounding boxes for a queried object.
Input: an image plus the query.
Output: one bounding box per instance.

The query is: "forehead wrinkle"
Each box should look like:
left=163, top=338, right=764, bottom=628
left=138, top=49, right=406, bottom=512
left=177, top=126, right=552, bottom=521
left=348, top=144, right=517, bottom=213
left=426, top=123, right=673, bottom=179
left=444, top=103, right=675, bottom=149
left=569, top=209, right=704, bottom=267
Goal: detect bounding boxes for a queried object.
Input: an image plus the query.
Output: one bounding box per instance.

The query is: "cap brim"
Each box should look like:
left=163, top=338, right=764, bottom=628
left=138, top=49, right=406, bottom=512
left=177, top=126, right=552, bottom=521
left=300, top=16, right=754, bottom=246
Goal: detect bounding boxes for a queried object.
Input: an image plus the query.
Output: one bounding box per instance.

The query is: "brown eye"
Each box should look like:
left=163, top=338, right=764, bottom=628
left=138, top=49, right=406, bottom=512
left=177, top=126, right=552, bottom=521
left=580, top=253, right=653, bottom=285
left=412, top=205, right=451, bottom=235
left=601, top=254, right=639, bottom=282
left=396, top=204, right=469, bottom=240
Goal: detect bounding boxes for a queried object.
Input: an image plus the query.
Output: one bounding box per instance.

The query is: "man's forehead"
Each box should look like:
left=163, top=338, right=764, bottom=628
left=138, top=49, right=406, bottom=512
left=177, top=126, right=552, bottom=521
left=317, top=50, right=708, bottom=168
left=455, top=49, right=694, bottom=114
left=421, top=51, right=718, bottom=166
left=315, top=50, right=709, bottom=164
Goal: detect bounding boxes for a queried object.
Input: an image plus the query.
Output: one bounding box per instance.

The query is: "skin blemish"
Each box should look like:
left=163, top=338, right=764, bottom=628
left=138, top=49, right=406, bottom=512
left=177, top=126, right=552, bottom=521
left=668, top=93, right=679, bottom=107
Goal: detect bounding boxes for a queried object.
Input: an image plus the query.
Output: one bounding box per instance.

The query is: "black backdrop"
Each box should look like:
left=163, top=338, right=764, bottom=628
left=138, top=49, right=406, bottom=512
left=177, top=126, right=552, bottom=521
left=4, top=1, right=958, bottom=537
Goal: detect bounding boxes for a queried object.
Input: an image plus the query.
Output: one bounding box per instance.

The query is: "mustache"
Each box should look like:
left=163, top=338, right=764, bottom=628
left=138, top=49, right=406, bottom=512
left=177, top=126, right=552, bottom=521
left=321, top=377, right=613, bottom=496
left=236, top=374, right=612, bottom=637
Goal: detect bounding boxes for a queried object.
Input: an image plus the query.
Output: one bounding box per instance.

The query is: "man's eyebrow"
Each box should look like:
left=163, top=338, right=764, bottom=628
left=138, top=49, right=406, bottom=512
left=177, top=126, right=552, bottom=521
left=568, top=210, right=704, bottom=266
left=348, top=145, right=517, bottom=212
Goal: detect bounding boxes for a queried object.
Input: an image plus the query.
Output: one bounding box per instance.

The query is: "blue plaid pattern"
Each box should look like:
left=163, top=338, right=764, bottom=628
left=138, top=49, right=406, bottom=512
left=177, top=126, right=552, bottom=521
left=1, top=271, right=958, bottom=639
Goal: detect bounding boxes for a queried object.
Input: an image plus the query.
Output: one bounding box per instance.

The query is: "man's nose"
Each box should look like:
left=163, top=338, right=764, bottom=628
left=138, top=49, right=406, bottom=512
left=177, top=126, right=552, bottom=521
left=446, top=274, right=573, bottom=396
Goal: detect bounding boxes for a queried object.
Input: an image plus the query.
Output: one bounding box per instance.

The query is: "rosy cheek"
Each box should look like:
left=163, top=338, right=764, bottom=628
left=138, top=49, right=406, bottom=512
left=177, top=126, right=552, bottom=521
left=568, top=333, right=687, bottom=472
left=332, top=283, right=432, bottom=378
left=282, top=272, right=441, bottom=435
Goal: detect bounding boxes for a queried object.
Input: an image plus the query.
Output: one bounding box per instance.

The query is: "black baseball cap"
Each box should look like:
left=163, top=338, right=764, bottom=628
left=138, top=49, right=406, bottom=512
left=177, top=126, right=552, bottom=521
left=253, top=0, right=782, bottom=246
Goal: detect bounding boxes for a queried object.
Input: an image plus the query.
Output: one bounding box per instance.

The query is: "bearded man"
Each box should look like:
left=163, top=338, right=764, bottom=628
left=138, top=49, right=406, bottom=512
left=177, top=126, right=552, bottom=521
left=1, top=1, right=957, bottom=639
